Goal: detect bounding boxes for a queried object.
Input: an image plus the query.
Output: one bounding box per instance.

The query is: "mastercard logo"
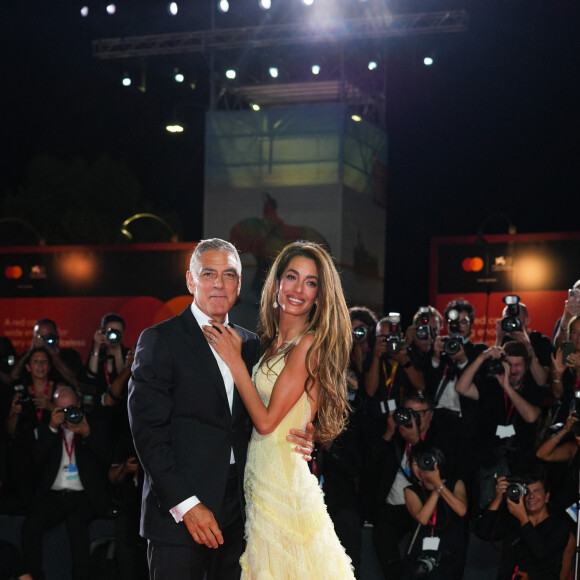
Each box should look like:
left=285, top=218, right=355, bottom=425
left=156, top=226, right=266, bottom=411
left=462, top=257, right=484, bottom=272
left=5, top=266, right=23, bottom=279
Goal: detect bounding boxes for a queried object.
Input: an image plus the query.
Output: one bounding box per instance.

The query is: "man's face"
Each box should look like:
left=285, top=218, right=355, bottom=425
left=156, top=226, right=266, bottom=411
left=524, top=481, right=549, bottom=515
left=506, top=355, right=526, bottom=387
left=186, top=249, right=241, bottom=322
left=400, top=399, right=433, bottom=435
left=53, top=389, right=77, bottom=410
left=450, top=310, right=472, bottom=339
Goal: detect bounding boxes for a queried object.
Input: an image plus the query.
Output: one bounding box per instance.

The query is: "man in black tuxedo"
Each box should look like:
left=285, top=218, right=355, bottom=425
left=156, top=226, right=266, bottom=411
left=128, top=238, right=311, bottom=580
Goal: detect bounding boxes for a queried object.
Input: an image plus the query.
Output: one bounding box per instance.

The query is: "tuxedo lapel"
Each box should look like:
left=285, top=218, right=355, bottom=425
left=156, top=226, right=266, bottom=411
left=179, top=308, right=229, bottom=408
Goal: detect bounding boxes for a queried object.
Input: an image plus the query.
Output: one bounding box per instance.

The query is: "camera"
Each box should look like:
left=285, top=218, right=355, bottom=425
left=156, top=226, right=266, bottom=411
left=352, top=326, right=368, bottom=343
left=417, top=452, right=438, bottom=471
left=501, top=295, right=522, bottom=333
left=505, top=478, right=528, bottom=503
left=105, top=328, right=122, bottom=345
left=62, top=406, right=84, bottom=425
left=42, top=334, right=59, bottom=348
left=484, top=354, right=506, bottom=376
left=14, top=385, right=33, bottom=406
left=415, top=307, right=432, bottom=341
left=407, top=551, right=440, bottom=578
left=383, top=312, right=403, bottom=355
left=442, top=309, right=464, bottom=356
left=393, top=407, right=419, bottom=428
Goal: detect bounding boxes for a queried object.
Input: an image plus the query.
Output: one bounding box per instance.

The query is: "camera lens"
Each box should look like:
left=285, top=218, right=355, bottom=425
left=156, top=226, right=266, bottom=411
left=417, top=453, right=437, bottom=471
left=352, top=326, right=367, bottom=342
left=106, top=328, right=122, bottom=345
left=501, top=317, right=521, bottom=333
left=63, top=406, right=84, bottom=425
left=393, top=407, right=414, bottom=427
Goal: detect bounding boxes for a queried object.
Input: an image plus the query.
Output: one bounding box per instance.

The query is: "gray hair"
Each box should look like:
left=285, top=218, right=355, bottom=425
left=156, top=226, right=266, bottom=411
left=189, top=238, right=242, bottom=279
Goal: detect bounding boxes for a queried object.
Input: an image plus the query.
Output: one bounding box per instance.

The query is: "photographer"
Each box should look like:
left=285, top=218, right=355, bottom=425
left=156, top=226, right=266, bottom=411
left=456, top=341, right=544, bottom=509
left=495, top=296, right=552, bottom=387
left=405, top=306, right=443, bottom=369
left=10, top=318, right=82, bottom=389
left=84, top=313, right=130, bottom=408
left=401, top=444, right=467, bottom=580
left=349, top=306, right=378, bottom=387
left=20, top=386, right=112, bottom=580
left=477, top=474, right=569, bottom=580
left=553, top=280, right=580, bottom=351
left=370, top=393, right=445, bottom=579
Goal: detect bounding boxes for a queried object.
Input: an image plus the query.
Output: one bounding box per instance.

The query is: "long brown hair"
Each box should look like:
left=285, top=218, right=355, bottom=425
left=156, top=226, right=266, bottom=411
left=259, top=241, right=352, bottom=441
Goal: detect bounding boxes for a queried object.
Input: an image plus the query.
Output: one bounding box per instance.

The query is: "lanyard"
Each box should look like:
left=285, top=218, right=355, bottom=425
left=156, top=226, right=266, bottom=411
left=384, top=361, right=398, bottom=398
left=33, top=380, right=51, bottom=424
left=62, top=430, right=75, bottom=465
left=428, top=505, right=438, bottom=535
left=504, top=392, right=515, bottom=424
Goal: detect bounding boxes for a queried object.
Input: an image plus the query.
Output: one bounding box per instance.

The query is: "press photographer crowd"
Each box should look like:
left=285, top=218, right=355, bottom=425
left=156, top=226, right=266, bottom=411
left=1, top=283, right=580, bottom=580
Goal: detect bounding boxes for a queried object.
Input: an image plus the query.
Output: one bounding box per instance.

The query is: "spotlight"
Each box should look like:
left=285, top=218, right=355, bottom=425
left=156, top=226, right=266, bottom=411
left=251, top=103, right=261, bottom=111
left=217, top=0, right=229, bottom=13
left=122, top=76, right=131, bottom=87
left=351, top=115, right=362, bottom=122
left=225, top=69, right=236, bottom=79
left=268, top=67, right=279, bottom=79
left=166, top=124, right=184, bottom=133
left=168, top=2, right=178, bottom=15
left=301, top=0, right=314, bottom=5
left=311, top=65, right=320, bottom=75
left=259, top=0, right=271, bottom=8
left=368, top=61, right=377, bottom=71
left=175, top=72, right=185, bottom=83
left=424, top=57, right=434, bottom=66
left=106, top=4, right=116, bottom=15
left=80, top=6, right=89, bottom=17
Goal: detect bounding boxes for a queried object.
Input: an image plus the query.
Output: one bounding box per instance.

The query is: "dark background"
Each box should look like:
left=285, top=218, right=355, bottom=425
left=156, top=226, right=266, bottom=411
left=2, top=0, right=579, bottom=323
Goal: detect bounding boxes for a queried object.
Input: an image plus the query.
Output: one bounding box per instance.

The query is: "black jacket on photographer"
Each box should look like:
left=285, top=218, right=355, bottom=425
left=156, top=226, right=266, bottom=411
left=477, top=502, right=569, bottom=580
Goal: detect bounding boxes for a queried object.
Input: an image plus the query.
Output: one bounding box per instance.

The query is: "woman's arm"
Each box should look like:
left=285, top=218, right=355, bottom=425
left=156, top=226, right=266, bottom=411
left=404, top=486, right=440, bottom=526
left=205, top=323, right=316, bottom=435
left=536, top=415, right=578, bottom=463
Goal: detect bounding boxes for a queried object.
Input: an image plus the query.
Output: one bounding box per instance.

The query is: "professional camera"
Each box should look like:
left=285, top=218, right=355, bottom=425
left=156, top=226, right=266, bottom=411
left=62, top=406, right=84, bottom=425
left=407, top=551, right=440, bottom=578
left=442, top=309, right=464, bottom=356
left=14, top=385, right=33, bottom=406
left=393, top=407, right=420, bottom=428
left=505, top=478, right=528, bottom=503
left=352, top=326, right=368, bottom=343
left=42, top=334, right=59, bottom=348
left=483, top=354, right=506, bottom=376
left=415, top=307, right=432, bottom=341
left=384, top=312, right=403, bottom=355
left=501, top=295, right=522, bottom=333
left=105, top=328, right=123, bottom=345
left=417, top=452, right=438, bottom=471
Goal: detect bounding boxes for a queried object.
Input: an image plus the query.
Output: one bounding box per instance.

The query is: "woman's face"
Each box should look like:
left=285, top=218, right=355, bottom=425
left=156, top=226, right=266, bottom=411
left=26, top=352, right=50, bottom=380
left=570, top=319, right=580, bottom=352
left=277, top=256, right=319, bottom=320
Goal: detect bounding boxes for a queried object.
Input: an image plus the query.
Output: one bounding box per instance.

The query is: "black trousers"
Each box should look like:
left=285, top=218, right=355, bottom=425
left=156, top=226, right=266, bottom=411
left=21, top=489, right=96, bottom=580
left=148, top=465, right=244, bottom=580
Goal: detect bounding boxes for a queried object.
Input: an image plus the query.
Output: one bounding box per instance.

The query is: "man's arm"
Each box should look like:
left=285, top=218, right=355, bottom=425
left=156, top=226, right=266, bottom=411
left=455, top=349, right=494, bottom=400
left=498, top=363, right=541, bottom=423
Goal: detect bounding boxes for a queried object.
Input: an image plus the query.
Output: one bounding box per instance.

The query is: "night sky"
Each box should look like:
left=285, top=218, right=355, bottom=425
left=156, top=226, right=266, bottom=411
left=2, top=0, right=579, bottom=321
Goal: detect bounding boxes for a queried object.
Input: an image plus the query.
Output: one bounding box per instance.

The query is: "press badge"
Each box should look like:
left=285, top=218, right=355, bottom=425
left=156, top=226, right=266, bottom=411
left=496, top=424, right=516, bottom=439
left=388, top=399, right=397, bottom=412
left=65, top=464, right=79, bottom=481
left=422, top=537, right=440, bottom=551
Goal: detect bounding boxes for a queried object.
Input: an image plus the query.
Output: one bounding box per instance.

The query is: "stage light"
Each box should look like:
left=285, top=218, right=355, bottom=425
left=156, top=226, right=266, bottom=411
left=106, top=4, right=116, bottom=15
left=301, top=0, right=314, bottom=5
left=311, top=64, right=321, bottom=75
left=424, top=57, right=434, bottom=66
left=168, top=2, right=178, bottom=15
left=259, top=0, right=271, bottom=9
left=80, top=6, right=89, bottom=17
left=268, top=67, right=279, bottom=79
left=251, top=103, right=260, bottom=111
left=225, top=69, right=236, bottom=79
left=218, top=0, right=229, bottom=13
left=122, top=76, right=131, bottom=87
left=166, top=124, right=185, bottom=133
left=368, top=61, right=378, bottom=71
left=351, top=115, right=362, bottom=122
left=175, top=72, right=185, bottom=83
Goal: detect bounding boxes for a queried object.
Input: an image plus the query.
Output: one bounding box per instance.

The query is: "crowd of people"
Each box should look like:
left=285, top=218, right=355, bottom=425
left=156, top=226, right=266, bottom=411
left=1, top=274, right=580, bottom=580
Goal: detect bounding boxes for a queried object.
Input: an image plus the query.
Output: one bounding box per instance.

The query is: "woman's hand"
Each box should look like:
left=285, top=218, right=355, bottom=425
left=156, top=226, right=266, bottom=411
left=422, top=464, right=443, bottom=490
left=567, top=352, right=580, bottom=372
left=202, top=321, right=243, bottom=367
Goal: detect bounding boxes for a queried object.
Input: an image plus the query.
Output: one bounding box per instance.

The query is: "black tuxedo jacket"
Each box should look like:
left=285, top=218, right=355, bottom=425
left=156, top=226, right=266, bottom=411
left=128, top=307, right=259, bottom=546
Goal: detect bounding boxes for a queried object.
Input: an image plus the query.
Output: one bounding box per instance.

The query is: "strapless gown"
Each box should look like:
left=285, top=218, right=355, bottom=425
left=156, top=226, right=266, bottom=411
left=240, top=354, right=355, bottom=579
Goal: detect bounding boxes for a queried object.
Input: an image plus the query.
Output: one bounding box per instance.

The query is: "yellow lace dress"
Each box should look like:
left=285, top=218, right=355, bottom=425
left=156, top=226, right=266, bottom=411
left=240, top=353, right=355, bottom=579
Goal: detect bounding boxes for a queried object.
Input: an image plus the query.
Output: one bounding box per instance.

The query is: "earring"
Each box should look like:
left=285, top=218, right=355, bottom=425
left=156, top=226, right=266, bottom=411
left=273, top=298, right=278, bottom=309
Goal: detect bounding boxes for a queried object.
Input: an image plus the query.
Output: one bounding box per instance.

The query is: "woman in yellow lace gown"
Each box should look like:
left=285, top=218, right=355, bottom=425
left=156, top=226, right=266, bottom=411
left=203, top=241, right=355, bottom=579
